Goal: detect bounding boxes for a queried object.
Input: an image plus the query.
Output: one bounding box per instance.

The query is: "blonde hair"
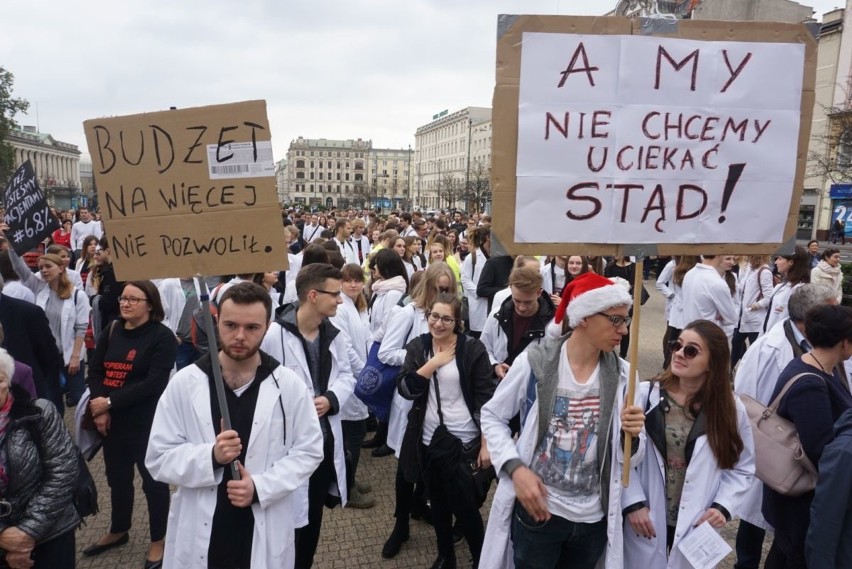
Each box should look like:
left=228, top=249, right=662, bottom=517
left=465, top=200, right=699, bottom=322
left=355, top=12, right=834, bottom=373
left=508, top=266, right=543, bottom=293
left=411, top=263, right=457, bottom=311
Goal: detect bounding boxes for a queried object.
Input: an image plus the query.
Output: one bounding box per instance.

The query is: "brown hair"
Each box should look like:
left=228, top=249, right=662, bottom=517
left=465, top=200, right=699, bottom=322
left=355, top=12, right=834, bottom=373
left=429, top=292, right=465, bottom=334
left=508, top=266, right=543, bottom=294
left=657, top=320, right=743, bottom=469
left=341, top=263, right=368, bottom=313
left=672, top=256, right=700, bottom=287
left=38, top=254, right=74, bottom=299
left=124, top=281, right=166, bottom=323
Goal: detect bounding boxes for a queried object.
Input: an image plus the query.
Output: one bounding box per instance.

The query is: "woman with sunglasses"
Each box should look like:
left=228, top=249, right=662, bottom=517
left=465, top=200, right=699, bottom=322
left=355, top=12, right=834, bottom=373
left=398, top=293, right=496, bottom=569
left=622, top=320, right=754, bottom=569
left=84, top=281, right=178, bottom=569
left=378, top=264, right=457, bottom=559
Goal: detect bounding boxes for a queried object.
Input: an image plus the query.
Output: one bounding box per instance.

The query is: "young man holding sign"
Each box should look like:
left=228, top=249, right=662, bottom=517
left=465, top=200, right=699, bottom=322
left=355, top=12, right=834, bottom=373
left=480, top=273, right=645, bottom=569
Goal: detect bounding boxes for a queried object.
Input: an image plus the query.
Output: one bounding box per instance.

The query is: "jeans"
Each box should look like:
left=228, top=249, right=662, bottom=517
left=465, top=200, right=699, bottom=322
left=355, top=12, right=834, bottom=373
left=175, top=341, right=201, bottom=371
left=731, top=330, right=758, bottom=368
left=735, top=520, right=766, bottom=569
left=511, top=503, right=607, bottom=569
left=342, top=419, right=367, bottom=476
left=64, top=363, right=86, bottom=406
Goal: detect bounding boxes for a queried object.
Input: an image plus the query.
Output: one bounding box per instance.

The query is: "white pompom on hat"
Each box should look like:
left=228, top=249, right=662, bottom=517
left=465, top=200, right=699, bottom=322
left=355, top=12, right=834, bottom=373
left=554, top=272, right=633, bottom=328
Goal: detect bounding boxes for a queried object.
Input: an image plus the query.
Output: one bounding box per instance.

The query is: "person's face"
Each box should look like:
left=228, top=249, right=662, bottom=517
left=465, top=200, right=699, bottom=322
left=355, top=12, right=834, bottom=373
left=86, top=241, right=96, bottom=255
left=808, top=242, right=819, bottom=255
left=458, top=239, right=469, bottom=252
left=342, top=278, right=365, bottom=303
left=118, top=284, right=152, bottom=324
left=262, top=271, right=278, bottom=288
left=352, top=224, right=363, bottom=237
left=218, top=300, right=268, bottom=362
left=720, top=255, right=736, bottom=272
left=828, top=252, right=842, bottom=267
left=393, top=239, right=406, bottom=257
left=309, top=278, right=344, bottom=317
left=670, top=328, right=710, bottom=383
left=566, top=256, right=584, bottom=276
left=775, top=256, right=792, bottom=274
left=371, top=230, right=380, bottom=242
left=416, top=225, right=428, bottom=238
left=0, top=371, right=8, bottom=408
left=511, top=286, right=541, bottom=318
left=80, top=208, right=91, bottom=222
left=454, top=212, right=461, bottom=222
left=430, top=245, right=445, bottom=262
left=467, top=219, right=476, bottom=230
left=427, top=302, right=456, bottom=340
left=436, top=275, right=452, bottom=294
left=340, top=222, right=352, bottom=239
left=407, top=241, right=419, bottom=255
left=38, top=259, right=62, bottom=283
left=447, top=232, right=457, bottom=246
left=581, top=305, right=630, bottom=352
left=311, top=214, right=318, bottom=225
left=62, top=221, right=72, bottom=233
left=56, top=250, right=71, bottom=269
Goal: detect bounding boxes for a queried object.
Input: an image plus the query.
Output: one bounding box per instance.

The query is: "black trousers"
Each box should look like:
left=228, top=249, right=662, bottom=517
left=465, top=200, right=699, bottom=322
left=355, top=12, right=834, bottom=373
left=393, top=460, right=427, bottom=520
left=102, top=434, right=170, bottom=540
left=342, top=419, right=366, bottom=476
left=294, top=443, right=335, bottom=569
left=15, top=529, right=76, bottom=569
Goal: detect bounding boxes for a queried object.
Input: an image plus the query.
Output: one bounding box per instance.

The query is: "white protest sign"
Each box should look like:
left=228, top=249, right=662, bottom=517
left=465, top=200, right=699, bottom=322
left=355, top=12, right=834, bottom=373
left=514, top=32, right=805, bottom=245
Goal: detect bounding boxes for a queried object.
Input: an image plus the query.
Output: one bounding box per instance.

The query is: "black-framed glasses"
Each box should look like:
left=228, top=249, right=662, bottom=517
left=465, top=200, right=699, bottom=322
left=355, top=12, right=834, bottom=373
left=668, top=340, right=701, bottom=359
left=118, top=296, right=147, bottom=305
left=597, top=312, right=631, bottom=328
left=427, top=312, right=456, bottom=325
left=314, top=289, right=342, bottom=298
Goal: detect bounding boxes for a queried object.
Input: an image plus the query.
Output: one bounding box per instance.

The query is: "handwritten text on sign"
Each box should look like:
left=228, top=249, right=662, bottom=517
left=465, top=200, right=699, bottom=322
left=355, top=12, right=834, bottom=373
left=84, top=101, right=286, bottom=280
left=515, top=34, right=804, bottom=244
left=3, top=160, right=59, bottom=255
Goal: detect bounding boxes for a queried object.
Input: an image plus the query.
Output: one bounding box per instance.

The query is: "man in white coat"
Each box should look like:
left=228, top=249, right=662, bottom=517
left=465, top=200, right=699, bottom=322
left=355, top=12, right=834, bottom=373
left=681, top=255, right=738, bottom=341
left=146, top=282, right=324, bottom=569
left=260, top=263, right=356, bottom=569
left=480, top=272, right=646, bottom=569
left=732, top=283, right=839, bottom=569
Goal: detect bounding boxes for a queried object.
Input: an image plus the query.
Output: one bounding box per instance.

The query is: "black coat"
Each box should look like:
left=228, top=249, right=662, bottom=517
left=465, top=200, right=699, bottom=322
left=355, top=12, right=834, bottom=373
left=0, top=295, right=64, bottom=413
left=0, top=385, right=80, bottom=543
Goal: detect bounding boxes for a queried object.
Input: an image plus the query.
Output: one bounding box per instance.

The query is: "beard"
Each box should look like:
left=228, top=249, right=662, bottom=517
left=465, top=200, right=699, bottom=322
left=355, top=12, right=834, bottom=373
left=221, top=341, right=261, bottom=362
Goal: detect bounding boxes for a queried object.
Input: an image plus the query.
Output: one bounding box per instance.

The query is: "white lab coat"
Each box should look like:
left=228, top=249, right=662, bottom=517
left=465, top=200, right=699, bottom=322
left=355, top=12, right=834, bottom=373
left=760, top=282, right=803, bottom=336
left=377, top=303, right=428, bottom=455
left=680, top=264, right=737, bottom=338
left=154, top=278, right=186, bottom=334
left=332, top=237, right=359, bottom=266
left=330, top=295, right=370, bottom=421
left=736, top=264, right=775, bottom=334
left=479, top=307, right=560, bottom=366
left=622, top=383, right=755, bottom=569
left=732, top=317, right=798, bottom=529
left=145, top=363, right=324, bottom=569
left=479, top=351, right=640, bottom=569
left=655, top=259, right=676, bottom=322
left=260, top=320, right=355, bottom=513
left=369, top=289, right=404, bottom=344
left=461, top=246, right=489, bottom=332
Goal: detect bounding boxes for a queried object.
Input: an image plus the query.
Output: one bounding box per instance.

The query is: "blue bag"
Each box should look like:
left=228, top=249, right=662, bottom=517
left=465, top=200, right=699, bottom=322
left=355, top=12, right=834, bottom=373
left=354, top=342, right=399, bottom=422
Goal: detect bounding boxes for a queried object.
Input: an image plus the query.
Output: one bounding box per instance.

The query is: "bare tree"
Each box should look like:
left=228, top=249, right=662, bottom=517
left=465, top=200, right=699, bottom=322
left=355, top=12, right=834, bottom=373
left=438, top=173, right=464, bottom=210
left=807, top=104, right=852, bottom=184
left=463, top=158, right=491, bottom=214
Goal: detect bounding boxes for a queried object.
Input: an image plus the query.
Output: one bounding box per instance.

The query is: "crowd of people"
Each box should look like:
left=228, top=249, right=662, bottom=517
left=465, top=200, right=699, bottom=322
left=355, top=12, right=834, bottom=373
left=0, top=204, right=849, bottom=569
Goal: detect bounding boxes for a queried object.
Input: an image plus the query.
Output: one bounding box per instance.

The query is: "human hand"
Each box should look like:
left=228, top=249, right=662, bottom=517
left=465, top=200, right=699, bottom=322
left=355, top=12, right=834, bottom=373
left=93, top=412, right=111, bottom=436
left=89, top=396, right=110, bottom=417
left=0, top=527, right=35, bottom=554
left=494, top=363, right=510, bottom=380
left=694, top=507, right=726, bottom=529
left=314, top=396, right=331, bottom=417
left=226, top=461, right=255, bottom=508
left=620, top=404, right=645, bottom=437
left=627, top=507, right=656, bottom=538
left=430, top=347, right=455, bottom=368
left=477, top=437, right=491, bottom=469
left=550, top=294, right=561, bottom=306
left=213, top=421, right=242, bottom=466
left=4, top=551, right=33, bottom=569
left=511, top=466, right=550, bottom=523
left=68, top=357, right=81, bottom=375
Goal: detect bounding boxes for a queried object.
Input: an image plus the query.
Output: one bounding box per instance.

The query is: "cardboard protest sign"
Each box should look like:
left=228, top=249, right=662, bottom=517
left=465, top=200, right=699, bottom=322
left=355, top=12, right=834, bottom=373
left=492, top=16, right=817, bottom=255
left=84, top=100, right=287, bottom=280
left=3, top=160, right=60, bottom=254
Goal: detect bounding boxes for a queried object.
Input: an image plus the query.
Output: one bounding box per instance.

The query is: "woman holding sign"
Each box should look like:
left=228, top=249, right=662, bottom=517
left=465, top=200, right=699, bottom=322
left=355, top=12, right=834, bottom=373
left=622, top=320, right=754, bottom=569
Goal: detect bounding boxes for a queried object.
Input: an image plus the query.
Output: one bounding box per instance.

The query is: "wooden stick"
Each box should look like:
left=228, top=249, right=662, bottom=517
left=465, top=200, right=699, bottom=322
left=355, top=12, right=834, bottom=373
left=622, top=258, right=644, bottom=487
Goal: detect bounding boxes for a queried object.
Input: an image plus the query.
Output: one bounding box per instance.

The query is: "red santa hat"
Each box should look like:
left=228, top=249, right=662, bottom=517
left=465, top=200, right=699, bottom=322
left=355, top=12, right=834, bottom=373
left=554, top=272, right=633, bottom=328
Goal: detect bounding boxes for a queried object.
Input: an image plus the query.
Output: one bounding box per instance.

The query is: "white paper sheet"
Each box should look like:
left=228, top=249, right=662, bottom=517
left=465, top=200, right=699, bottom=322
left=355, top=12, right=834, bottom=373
left=676, top=521, right=733, bottom=569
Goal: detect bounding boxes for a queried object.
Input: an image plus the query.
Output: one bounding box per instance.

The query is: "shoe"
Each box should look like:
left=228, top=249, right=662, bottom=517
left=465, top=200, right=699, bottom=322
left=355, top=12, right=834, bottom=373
left=430, top=555, right=457, bottom=569
left=143, top=560, right=163, bottom=569
left=355, top=480, right=372, bottom=494
left=371, top=444, right=394, bottom=458
left=381, top=523, right=409, bottom=559
left=361, top=436, right=383, bottom=449
left=83, top=533, right=129, bottom=556
left=347, top=488, right=375, bottom=509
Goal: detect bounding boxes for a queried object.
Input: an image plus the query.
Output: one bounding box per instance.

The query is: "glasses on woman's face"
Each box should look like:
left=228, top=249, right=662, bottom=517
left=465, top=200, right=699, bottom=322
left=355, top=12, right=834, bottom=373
left=668, top=340, right=701, bottom=359
left=427, top=312, right=456, bottom=325
left=437, top=287, right=450, bottom=293
left=118, top=296, right=147, bottom=306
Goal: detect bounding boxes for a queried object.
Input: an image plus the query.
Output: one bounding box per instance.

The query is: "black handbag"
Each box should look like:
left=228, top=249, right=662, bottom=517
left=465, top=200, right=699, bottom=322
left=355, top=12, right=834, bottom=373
left=423, top=371, right=495, bottom=508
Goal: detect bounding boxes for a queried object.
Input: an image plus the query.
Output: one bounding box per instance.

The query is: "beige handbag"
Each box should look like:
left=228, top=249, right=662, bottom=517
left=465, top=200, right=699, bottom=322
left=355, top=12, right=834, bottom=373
left=738, top=372, right=820, bottom=497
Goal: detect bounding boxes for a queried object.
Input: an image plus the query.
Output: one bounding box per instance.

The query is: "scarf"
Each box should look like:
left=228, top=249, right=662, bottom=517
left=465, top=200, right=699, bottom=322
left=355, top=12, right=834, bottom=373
left=817, top=260, right=841, bottom=276
left=0, top=392, right=16, bottom=497
left=371, top=275, right=407, bottom=295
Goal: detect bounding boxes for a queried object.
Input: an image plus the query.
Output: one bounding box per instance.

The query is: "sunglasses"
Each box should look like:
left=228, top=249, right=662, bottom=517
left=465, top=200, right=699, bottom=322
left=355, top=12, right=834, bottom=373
left=668, top=340, right=701, bottom=359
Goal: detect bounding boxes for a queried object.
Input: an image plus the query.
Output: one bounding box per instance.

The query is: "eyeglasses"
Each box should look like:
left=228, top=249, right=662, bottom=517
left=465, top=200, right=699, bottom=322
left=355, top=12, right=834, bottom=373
left=118, top=296, right=147, bottom=305
left=668, top=340, right=701, bottom=359
left=314, top=289, right=342, bottom=298
left=437, top=287, right=450, bottom=293
left=597, top=313, right=632, bottom=328
left=427, top=312, right=456, bottom=325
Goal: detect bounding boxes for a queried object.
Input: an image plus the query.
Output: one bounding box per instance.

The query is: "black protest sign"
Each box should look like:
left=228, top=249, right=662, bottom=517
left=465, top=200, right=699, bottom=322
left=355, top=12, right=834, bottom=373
left=3, top=160, right=59, bottom=254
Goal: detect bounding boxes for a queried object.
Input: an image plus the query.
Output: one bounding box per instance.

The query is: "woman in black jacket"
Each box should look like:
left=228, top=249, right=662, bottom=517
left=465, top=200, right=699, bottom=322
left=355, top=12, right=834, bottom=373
left=0, top=349, right=79, bottom=569
left=398, top=293, right=496, bottom=569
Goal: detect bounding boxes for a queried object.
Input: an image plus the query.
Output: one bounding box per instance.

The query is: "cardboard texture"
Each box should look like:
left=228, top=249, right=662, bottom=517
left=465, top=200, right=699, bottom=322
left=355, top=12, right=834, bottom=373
left=84, top=100, right=287, bottom=280
left=492, top=15, right=817, bottom=256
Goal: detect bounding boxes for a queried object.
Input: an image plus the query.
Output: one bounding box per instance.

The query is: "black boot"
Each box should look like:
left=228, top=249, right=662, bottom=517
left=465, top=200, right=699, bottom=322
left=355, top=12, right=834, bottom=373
left=381, top=520, right=409, bottom=559
left=371, top=443, right=394, bottom=458
left=362, top=422, right=387, bottom=449
left=429, top=554, right=457, bottom=569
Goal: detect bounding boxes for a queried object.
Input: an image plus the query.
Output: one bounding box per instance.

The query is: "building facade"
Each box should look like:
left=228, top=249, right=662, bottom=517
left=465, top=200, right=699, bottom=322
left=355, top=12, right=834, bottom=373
left=615, top=0, right=813, bottom=20
left=8, top=126, right=82, bottom=210
left=369, top=147, right=412, bottom=210
left=285, top=137, right=371, bottom=210
left=412, top=107, right=492, bottom=213
left=275, top=158, right=287, bottom=204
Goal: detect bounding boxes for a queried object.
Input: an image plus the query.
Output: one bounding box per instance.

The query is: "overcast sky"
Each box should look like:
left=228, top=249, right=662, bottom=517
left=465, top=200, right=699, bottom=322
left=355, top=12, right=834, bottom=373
left=1, top=0, right=844, bottom=162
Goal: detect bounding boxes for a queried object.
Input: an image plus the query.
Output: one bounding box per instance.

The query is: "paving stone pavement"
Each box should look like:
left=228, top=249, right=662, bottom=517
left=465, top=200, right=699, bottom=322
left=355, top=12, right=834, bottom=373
left=68, top=284, right=769, bottom=568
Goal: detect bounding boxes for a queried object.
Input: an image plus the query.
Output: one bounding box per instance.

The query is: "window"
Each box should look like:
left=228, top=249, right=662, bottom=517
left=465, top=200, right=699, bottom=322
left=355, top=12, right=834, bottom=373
left=355, top=173, right=363, bottom=181
left=310, top=184, right=314, bottom=191
left=838, top=128, right=852, bottom=169
left=345, top=173, right=350, bottom=181
left=296, top=160, right=305, bottom=168
left=310, top=172, right=314, bottom=180
left=319, top=172, right=323, bottom=180
left=355, top=161, right=364, bottom=170
left=319, top=184, right=324, bottom=192
left=328, top=161, right=332, bottom=168
left=296, top=172, right=305, bottom=179
left=310, top=161, right=314, bottom=168
left=336, top=173, right=341, bottom=180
